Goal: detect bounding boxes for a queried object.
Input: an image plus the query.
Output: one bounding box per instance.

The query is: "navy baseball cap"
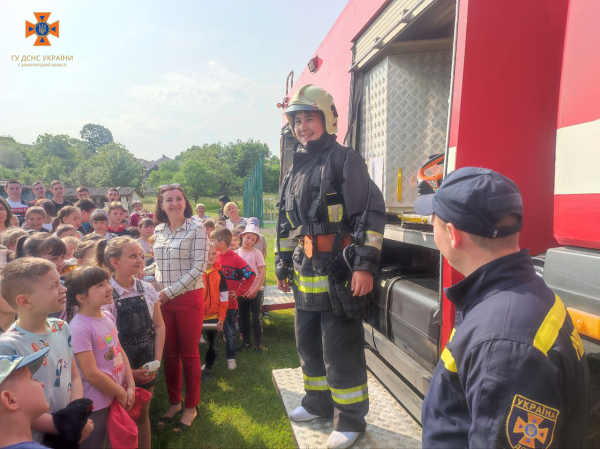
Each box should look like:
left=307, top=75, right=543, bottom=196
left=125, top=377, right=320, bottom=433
left=414, top=167, right=524, bottom=238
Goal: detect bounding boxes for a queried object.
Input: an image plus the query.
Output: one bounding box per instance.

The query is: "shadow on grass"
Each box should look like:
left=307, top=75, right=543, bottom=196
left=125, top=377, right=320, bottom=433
left=150, top=309, right=299, bottom=448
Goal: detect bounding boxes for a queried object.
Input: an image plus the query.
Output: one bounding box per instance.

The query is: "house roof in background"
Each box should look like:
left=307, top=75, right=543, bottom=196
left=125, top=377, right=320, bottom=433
left=142, top=154, right=172, bottom=170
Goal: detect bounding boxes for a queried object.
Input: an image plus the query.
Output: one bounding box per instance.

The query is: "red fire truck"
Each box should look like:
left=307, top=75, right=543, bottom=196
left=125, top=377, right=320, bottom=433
left=278, top=0, right=599, bottom=438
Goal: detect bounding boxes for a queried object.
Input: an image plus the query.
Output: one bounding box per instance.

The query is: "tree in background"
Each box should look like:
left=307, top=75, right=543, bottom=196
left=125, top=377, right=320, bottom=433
left=15, top=134, right=84, bottom=185
left=147, top=139, right=278, bottom=197
left=0, top=125, right=146, bottom=189
left=179, top=159, right=220, bottom=202
left=80, top=123, right=114, bottom=153
left=221, top=139, right=271, bottom=179
left=263, top=155, right=281, bottom=193
left=183, top=143, right=241, bottom=195
left=147, top=159, right=180, bottom=188
left=72, top=143, right=143, bottom=188
left=0, top=132, right=278, bottom=195
left=0, top=137, right=25, bottom=171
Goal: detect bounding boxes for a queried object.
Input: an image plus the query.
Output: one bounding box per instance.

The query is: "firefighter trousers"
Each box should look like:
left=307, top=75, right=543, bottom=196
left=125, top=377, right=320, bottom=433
left=295, top=308, right=369, bottom=432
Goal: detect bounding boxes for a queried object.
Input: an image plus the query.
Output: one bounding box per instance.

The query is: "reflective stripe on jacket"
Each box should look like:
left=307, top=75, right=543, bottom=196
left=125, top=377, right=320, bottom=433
left=275, top=133, right=386, bottom=311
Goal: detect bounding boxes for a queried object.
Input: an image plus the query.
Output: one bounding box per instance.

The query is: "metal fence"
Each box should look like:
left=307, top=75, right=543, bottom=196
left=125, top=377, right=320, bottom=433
left=242, top=157, right=263, bottom=226
left=263, top=197, right=277, bottom=223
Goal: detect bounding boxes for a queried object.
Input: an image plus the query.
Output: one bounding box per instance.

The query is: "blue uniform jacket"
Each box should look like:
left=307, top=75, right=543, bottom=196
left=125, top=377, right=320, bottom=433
left=422, top=250, right=589, bottom=448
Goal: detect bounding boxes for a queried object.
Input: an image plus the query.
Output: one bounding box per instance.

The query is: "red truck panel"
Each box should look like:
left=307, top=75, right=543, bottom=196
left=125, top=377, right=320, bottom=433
left=443, top=0, right=569, bottom=348
left=554, top=0, right=600, bottom=249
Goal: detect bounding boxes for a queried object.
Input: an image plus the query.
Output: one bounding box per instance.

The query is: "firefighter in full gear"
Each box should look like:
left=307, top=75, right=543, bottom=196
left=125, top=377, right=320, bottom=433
left=275, top=84, right=386, bottom=449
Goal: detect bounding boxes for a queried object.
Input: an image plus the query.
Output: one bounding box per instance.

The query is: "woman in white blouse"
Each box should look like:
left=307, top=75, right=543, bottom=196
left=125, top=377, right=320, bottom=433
left=153, top=185, right=208, bottom=433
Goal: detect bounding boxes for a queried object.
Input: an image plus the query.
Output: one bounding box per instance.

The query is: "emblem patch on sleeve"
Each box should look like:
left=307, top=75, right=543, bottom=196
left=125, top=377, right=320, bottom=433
left=506, top=394, right=559, bottom=449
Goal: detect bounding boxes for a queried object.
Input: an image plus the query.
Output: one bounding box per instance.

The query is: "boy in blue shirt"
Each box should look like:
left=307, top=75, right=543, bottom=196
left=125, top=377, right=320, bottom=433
left=0, top=258, right=92, bottom=443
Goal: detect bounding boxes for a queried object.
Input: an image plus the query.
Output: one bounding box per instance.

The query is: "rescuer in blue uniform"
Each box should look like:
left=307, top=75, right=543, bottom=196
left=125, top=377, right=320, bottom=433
left=416, top=167, right=589, bottom=448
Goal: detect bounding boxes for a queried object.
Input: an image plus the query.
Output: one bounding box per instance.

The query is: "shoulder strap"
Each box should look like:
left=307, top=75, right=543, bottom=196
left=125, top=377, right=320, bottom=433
left=308, top=147, right=335, bottom=221
left=135, top=279, right=145, bottom=294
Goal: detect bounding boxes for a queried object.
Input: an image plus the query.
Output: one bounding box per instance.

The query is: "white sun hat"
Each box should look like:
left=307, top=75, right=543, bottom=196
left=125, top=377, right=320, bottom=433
left=240, top=219, right=260, bottom=238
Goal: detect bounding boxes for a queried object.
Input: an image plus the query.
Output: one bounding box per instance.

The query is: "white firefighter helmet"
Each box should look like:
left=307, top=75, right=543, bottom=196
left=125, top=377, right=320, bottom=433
left=284, top=84, right=338, bottom=138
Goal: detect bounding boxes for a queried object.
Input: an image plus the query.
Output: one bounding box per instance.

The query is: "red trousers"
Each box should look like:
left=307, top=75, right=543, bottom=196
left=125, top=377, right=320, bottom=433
left=162, top=289, right=204, bottom=407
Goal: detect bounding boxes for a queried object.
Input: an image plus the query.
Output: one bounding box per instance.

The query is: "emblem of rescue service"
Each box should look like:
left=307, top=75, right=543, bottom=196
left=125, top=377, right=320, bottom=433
left=506, top=394, right=559, bottom=449
left=26, top=13, right=59, bottom=46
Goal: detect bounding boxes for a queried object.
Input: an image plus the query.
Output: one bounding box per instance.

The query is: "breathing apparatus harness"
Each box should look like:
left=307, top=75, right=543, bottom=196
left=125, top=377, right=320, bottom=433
left=275, top=141, right=373, bottom=319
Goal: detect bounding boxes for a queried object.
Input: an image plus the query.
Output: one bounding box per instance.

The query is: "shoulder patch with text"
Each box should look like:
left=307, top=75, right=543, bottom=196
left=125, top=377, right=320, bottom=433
left=506, top=394, right=559, bottom=449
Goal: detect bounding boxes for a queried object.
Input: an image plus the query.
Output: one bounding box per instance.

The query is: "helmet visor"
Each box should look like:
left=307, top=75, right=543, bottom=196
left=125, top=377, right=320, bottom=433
left=284, top=104, right=320, bottom=114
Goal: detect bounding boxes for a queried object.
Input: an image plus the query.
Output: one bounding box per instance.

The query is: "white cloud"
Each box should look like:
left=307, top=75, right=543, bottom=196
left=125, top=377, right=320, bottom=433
left=101, top=61, right=283, bottom=159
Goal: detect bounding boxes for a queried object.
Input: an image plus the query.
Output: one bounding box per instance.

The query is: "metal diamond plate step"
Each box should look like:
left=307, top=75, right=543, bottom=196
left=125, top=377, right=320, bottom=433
left=359, top=51, right=452, bottom=213
left=263, top=284, right=295, bottom=311
left=272, top=367, right=422, bottom=449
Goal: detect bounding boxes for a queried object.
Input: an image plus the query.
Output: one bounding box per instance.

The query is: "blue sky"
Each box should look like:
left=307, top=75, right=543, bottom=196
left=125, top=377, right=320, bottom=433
left=0, top=0, right=348, bottom=161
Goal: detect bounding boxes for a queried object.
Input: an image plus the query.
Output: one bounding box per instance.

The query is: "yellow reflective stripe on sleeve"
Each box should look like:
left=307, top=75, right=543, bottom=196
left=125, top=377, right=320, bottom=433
left=330, top=383, right=369, bottom=405
left=295, top=284, right=328, bottom=294
left=533, top=294, right=567, bottom=356
left=327, top=204, right=343, bottom=223
left=441, top=328, right=458, bottom=373
left=277, top=247, right=295, bottom=251
left=274, top=238, right=296, bottom=253
left=294, top=270, right=329, bottom=284
left=303, top=373, right=329, bottom=391
left=293, top=270, right=329, bottom=294
left=364, top=231, right=383, bottom=251
left=441, top=347, right=457, bottom=373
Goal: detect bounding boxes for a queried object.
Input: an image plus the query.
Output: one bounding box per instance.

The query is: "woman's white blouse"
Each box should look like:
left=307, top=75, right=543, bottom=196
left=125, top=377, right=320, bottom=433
left=153, top=218, right=208, bottom=299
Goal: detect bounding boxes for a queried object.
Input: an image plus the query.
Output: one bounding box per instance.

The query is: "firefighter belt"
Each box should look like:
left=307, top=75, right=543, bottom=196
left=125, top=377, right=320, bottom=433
left=301, top=234, right=352, bottom=259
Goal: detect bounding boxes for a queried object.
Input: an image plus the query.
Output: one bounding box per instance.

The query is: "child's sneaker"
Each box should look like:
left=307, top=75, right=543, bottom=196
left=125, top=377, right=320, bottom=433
left=254, top=346, right=262, bottom=353
left=227, top=359, right=237, bottom=370
left=200, top=335, right=206, bottom=345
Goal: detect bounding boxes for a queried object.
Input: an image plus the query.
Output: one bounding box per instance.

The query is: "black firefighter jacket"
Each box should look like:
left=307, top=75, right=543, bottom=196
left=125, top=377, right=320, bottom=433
left=275, top=133, right=386, bottom=311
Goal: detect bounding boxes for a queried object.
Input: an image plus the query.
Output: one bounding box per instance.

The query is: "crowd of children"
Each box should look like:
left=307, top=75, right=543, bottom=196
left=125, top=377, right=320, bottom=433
left=0, top=179, right=270, bottom=449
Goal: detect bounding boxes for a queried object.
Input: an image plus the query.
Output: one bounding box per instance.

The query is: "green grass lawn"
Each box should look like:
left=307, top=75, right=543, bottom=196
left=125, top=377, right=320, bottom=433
left=150, top=309, right=299, bottom=449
